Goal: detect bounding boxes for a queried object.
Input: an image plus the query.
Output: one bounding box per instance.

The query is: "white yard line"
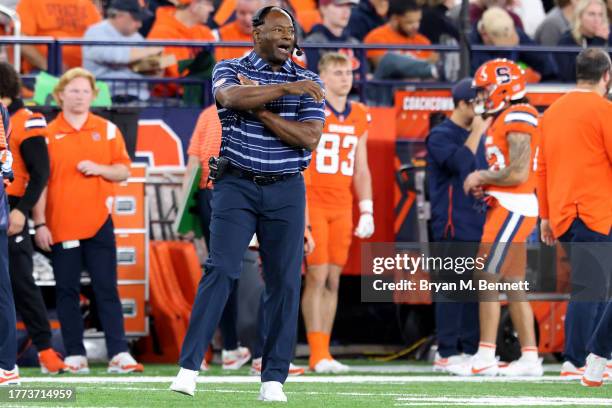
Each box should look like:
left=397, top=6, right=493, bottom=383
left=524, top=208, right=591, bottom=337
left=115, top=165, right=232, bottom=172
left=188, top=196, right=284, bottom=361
left=18, top=375, right=596, bottom=384
left=394, top=396, right=612, bottom=406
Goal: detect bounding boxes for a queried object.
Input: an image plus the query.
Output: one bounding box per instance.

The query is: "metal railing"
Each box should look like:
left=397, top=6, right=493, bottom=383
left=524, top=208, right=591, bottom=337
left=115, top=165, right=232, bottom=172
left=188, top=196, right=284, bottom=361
left=0, top=36, right=598, bottom=107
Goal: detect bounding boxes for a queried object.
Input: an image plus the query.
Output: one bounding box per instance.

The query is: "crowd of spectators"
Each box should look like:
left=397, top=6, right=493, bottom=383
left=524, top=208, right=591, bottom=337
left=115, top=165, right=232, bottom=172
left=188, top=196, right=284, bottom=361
left=0, top=0, right=610, bottom=103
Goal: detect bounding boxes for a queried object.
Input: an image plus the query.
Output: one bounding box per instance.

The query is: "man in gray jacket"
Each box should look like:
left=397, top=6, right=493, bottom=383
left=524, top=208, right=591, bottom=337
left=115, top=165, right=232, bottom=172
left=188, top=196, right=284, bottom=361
left=83, top=0, right=162, bottom=102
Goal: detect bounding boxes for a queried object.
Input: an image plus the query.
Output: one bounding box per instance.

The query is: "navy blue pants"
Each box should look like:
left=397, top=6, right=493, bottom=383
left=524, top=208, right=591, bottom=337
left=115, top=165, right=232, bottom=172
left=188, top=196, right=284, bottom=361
left=559, top=218, right=612, bottom=367
left=433, top=240, right=480, bottom=357
left=587, top=301, right=612, bottom=359
left=0, top=229, right=17, bottom=370
left=180, top=173, right=305, bottom=383
left=50, top=217, right=128, bottom=358
left=197, top=188, right=238, bottom=351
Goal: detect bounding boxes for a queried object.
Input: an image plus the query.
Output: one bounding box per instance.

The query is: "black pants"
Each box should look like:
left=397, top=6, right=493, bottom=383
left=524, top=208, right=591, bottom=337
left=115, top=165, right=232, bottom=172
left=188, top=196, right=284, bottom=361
left=50, top=217, right=128, bottom=358
left=9, top=224, right=52, bottom=351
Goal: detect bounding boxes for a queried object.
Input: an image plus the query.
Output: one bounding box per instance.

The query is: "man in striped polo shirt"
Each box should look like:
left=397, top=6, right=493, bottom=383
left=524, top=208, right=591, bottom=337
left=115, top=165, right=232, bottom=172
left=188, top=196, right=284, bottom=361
left=171, top=6, right=325, bottom=402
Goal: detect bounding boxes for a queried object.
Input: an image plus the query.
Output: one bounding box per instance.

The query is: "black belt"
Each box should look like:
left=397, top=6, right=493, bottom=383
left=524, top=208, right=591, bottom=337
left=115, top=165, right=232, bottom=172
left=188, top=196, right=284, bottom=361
left=226, top=164, right=299, bottom=185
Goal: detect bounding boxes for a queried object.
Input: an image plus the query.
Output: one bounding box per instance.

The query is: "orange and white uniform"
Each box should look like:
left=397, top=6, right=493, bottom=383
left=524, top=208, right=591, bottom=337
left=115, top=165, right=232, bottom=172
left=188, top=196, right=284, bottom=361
left=480, top=104, right=540, bottom=276
left=45, top=113, right=131, bottom=243
left=305, top=101, right=370, bottom=266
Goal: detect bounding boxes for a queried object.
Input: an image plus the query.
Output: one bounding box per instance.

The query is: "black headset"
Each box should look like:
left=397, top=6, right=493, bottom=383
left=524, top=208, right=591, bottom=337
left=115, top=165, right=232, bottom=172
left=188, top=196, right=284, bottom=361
left=251, top=6, right=303, bottom=57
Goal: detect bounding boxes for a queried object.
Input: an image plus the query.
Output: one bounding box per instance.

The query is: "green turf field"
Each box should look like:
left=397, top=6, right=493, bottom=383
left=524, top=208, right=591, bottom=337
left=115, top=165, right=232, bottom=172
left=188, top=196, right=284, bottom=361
left=4, top=362, right=611, bottom=408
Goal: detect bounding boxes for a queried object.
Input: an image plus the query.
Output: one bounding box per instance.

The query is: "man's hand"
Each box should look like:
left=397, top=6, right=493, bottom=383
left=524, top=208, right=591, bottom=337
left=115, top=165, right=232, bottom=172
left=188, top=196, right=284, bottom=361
left=304, top=227, right=315, bottom=255
left=238, top=74, right=259, bottom=86
left=463, top=170, right=484, bottom=196
left=35, top=225, right=53, bottom=252
left=77, top=160, right=102, bottom=176
left=472, top=115, right=493, bottom=136
left=540, top=218, right=556, bottom=246
left=282, top=80, right=324, bottom=103
left=8, top=209, right=26, bottom=236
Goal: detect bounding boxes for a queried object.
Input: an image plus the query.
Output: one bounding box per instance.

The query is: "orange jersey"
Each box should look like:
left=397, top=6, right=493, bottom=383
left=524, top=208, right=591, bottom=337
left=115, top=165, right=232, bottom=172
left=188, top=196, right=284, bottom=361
left=16, top=0, right=101, bottom=71
left=306, top=101, right=370, bottom=208
left=147, top=6, right=217, bottom=79
left=6, top=108, right=48, bottom=197
left=483, top=104, right=540, bottom=216
left=215, top=21, right=253, bottom=62
left=539, top=90, right=612, bottom=237
left=364, top=24, right=433, bottom=61
left=187, top=105, right=222, bottom=188
left=46, top=113, right=131, bottom=243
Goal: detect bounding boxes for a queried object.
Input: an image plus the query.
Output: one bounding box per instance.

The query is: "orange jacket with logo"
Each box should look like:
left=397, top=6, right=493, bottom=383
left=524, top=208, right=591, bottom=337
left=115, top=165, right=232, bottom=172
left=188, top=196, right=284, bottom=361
left=46, top=113, right=131, bottom=243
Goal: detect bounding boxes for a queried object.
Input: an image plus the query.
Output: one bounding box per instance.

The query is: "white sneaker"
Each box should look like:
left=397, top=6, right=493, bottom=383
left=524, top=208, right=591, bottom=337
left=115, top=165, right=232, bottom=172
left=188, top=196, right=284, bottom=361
left=0, top=365, right=20, bottom=386
left=560, top=361, right=584, bottom=380
left=448, top=354, right=499, bottom=377
left=581, top=353, right=607, bottom=387
left=222, top=346, right=251, bottom=370
left=108, top=352, right=144, bottom=374
left=498, top=357, right=544, bottom=377
left=328, top=359, right=349, bottom=373
left=64, top=355, right=90, bottom=374
left=606, top=360, right=612, bottom=380
left=170, top=367, right=198, bottom=396
left=433, top=353, right=468, bottom=373
left=258, top=381, right=287, bottom=402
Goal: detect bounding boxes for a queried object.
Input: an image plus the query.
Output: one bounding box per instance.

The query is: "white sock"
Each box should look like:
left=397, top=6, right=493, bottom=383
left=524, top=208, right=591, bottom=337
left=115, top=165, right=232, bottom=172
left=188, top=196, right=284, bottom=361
left=476, top=342, right=496, bottom=360
left=521, top=347, right=539, bottom=362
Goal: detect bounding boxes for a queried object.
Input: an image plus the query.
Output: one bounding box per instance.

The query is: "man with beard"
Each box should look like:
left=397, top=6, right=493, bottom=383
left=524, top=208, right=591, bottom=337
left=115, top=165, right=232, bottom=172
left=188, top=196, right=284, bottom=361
left=170, top=6, right=325, bottom=402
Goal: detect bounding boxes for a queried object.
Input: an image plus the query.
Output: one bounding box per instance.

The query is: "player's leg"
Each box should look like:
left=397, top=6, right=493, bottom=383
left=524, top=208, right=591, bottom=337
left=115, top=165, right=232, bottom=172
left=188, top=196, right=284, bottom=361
left=0, top=228, right=19, bottom=385
left=318, top=208, right=353, bottom=372
left=302, top=206, right=332, bottom=369
left=8, top=227, right=66, bottom=374
left=582, top=301, right=612, bottom=387
left=172, top=175, right=257, bottom=396
left=257, top=174, right=305, bottom=389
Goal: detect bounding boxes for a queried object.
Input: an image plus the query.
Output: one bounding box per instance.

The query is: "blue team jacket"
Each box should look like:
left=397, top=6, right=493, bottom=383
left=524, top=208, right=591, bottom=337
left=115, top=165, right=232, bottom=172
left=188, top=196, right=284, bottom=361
left=426, top=118, right=488, bottom=242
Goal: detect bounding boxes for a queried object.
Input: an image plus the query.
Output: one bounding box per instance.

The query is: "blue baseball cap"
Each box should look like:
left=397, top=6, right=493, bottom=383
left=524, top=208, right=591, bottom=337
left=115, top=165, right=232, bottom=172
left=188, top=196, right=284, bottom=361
left=452, top=77, right=477, bottom=102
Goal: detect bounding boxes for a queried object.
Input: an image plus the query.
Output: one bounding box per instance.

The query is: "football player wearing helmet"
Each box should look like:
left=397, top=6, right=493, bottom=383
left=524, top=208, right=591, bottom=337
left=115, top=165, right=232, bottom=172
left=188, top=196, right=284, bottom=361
left=456, top=59, right=543, bottom=377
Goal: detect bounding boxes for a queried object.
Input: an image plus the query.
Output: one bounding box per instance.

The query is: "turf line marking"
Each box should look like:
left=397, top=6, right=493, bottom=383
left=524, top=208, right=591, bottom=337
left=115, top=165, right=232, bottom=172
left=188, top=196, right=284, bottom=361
left=19, top=375, right=588, bottom=384
left=394, top=396, right=612, bottom=406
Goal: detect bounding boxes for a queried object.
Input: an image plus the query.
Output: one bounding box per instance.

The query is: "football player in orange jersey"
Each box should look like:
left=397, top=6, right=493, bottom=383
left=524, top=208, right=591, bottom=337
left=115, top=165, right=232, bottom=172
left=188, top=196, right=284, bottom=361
left=301, top=52, right=374, bottom=373
left=458, top=59, right=543, bottom=377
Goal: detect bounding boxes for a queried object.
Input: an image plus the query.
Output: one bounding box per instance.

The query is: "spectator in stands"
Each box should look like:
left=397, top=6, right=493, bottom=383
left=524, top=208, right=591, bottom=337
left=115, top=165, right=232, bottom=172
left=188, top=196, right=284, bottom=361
left=83, top=0, right=163, bottom=102
left=147, top=0, right=216, bottom=94
left=303, top=0, right=360, bottom=73
left=215, top=0, right=263, bottom=61
left=535, top=0, right=578, bottom=46
left=555, top=0, right=611, bottom=82
left=364, top=0, right=438, bottom=78
left=16, top=0, right=101, bottom=72
left=33, top=67, right=143, bottom=374
left=469, top=0, right=524, bottom=30
left=347, top=0, right=388, bottom=41
left=470, top=7, right=558, bottom=81
left=420, top=0, right=460, bottom=44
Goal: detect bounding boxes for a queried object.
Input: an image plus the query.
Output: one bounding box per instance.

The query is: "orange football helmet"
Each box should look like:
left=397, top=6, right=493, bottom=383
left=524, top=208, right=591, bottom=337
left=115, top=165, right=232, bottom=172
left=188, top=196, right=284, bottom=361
left=472, top=59, right=527, bottom=114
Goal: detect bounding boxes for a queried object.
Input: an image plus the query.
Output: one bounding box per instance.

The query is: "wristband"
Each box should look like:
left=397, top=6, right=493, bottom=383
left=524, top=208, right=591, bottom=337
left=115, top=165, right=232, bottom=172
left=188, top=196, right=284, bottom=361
left=34, top=223, right=46, bottom=230
left=358, top=199, right=373, bottom=214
